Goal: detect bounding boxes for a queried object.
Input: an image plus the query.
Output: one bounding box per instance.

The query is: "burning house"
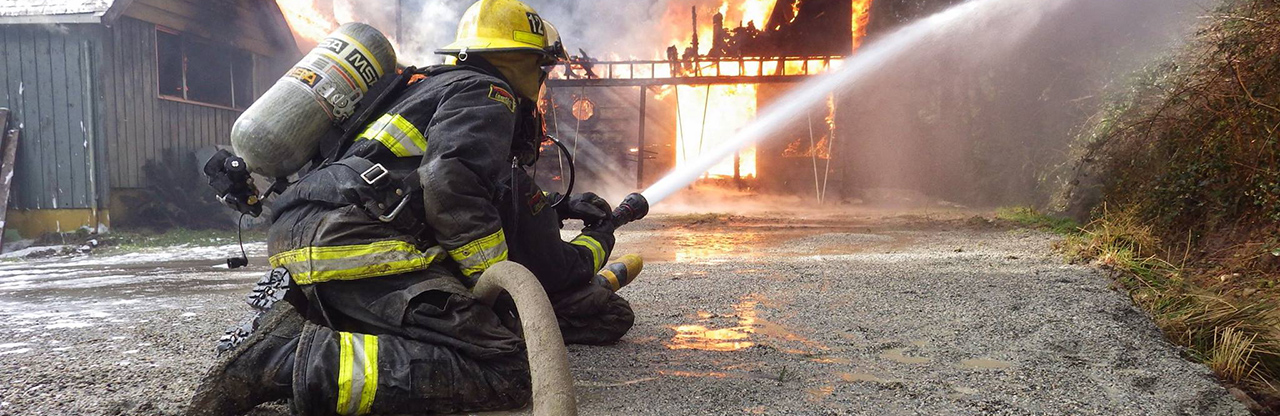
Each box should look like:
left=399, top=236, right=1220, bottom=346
left=0, top=0, right=298, bottom=237
left=540, top=0, right=877, bottom=202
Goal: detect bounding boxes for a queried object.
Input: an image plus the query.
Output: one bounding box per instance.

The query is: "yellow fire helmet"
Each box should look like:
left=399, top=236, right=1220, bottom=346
left=436, top=0, right=569, bottom=66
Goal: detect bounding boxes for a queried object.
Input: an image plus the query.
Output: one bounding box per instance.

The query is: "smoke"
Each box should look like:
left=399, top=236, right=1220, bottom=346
left=318, top=0, right=685, bottom=65
left=391, top=0, right=475, bottom=65
left=534, top=1, right=679, bottom=59
left=828, top=0, right=1209, bottom=206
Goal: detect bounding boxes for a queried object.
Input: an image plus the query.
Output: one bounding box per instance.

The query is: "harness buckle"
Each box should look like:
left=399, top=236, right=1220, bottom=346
left=379, top=196, right=412, bottom=223
left=361, top=163, right=389, bottom=186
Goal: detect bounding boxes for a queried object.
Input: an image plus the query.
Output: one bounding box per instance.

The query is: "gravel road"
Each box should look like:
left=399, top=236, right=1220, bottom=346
left=0, top=211, right=1249, bottom=415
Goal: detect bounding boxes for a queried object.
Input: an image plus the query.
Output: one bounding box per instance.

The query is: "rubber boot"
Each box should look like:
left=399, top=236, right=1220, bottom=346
left=592, top=254, right=643, bottom=292
left=187, top=303, right=303, bottom=416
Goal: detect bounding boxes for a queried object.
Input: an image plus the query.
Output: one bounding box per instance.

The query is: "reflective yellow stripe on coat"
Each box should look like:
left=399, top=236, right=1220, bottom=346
left=448, top=229, right=509, bottom=278
left=356, top=113, right=428, bottom=157
left=571, top=234, right=605, bottom=271
left=269, top=241, right=445, bottom=285
left=337, top=332, right=379, bottom=415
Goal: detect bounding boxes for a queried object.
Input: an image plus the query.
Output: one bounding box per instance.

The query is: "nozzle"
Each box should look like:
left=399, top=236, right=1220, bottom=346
left=611, top=193, right=649, bottom=227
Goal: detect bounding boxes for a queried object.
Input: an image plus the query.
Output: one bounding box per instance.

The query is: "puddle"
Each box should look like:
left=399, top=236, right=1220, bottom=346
left=880, top=348, right=931, bottom=364
left=622, top=226, right=892, bottom=264
left=667, top=295, right=825, bottom=353
left=669, top=324, right=754, bottom=351
left=959, top=359, right=1012, bottom=369
left=806, top=385, right=835, bottom=402
left=657, top=370, right=729, bottom=378
left=673, top=230, right=763, bottom=263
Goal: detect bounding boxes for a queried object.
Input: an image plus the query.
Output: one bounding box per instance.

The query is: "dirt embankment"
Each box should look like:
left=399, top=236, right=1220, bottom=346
left=1057, top=0, right=1280, bottom=409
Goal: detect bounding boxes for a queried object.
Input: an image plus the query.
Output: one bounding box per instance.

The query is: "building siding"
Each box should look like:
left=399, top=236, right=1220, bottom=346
left=0, top=1, right=295, bottom=235
left=99, top=16, right=256, bottom=189
left=0, top=24, right=106, bottom=210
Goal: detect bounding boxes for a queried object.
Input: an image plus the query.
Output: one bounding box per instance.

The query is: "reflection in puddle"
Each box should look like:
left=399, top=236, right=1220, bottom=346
left=666, top=295, right=825, bottom=353
left=959, top=359, right=1012, bottom=369
left=806, top=385, right=835, bottom=402
left=673, top=230, right=761, bottom=263
left=880, top=348, right=931, bottom=364
left=669, top=324, right=754, bottom=351
left=657, top=370, right=729, bottom=378
left=668, top=298, right=759, bottom=351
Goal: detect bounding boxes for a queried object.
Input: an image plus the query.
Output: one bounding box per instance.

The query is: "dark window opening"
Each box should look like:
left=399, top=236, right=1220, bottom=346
left=156, top=27, right=255, bottom=109
left=157, top=31, right=184, bottom=97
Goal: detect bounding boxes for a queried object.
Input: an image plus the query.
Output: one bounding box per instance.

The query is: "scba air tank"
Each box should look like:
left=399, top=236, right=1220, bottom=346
left=231, top=23, right=397, bottom=178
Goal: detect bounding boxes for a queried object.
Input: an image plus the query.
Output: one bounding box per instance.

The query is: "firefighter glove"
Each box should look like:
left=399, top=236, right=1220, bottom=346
left=557, top=192, right=612, bottom=227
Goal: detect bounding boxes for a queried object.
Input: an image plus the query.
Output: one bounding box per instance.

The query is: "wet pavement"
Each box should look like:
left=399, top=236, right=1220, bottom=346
left=0, top=211, right=1251, bottom=415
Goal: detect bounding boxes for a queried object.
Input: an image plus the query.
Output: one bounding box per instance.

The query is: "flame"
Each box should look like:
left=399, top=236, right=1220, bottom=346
left=852, top=0, right=874, bottom=51
left=274, top=0, right=403, bottom=57
left=665, top=0, right=773, bottom=180
left=741, top=0, right=776, bottom=27
left=781, top=93, right=835, bottom=159
left=275, top=0, right=337, bottom=50
left=675, top=84, right=758, bottom=179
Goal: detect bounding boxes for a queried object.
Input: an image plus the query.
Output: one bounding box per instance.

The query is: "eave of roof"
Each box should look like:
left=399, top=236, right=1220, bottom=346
left=0, top=0, right=131, bottom=25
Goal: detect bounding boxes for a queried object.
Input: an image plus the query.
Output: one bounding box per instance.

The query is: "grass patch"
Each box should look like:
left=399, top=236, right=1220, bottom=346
left=101, top=228, right=267, bottom=253
left=995, top=206, right=1081, bottom=235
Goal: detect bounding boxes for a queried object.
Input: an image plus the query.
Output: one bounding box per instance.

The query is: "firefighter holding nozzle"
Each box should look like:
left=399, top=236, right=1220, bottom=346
left=189, top=0, right=644, bottom=414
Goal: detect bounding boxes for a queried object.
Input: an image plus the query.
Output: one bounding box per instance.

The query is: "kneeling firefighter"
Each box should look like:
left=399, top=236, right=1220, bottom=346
left=188, top=0, right=644, bottom=414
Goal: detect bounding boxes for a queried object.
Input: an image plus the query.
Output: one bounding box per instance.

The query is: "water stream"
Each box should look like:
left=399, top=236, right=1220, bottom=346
left=641, top=0, right=1068, bottom=205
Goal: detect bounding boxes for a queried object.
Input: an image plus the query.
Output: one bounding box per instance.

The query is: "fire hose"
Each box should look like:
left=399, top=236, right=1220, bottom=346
left=468, top=195, right=647, bottom=415
left=472, top=261, right=578, bottom=416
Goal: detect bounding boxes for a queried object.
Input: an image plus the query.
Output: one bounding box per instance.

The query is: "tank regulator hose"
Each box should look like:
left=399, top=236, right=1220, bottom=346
left=547, top=135, right=576, bottom=209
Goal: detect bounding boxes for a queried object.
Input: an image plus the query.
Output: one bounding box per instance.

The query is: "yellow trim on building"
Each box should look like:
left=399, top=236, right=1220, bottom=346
left=4, top=209, right=109, bottom=239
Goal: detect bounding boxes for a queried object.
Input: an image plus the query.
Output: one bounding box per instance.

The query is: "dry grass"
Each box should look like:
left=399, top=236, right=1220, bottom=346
left=1061, top=213, right=1280, bottom=402
left=1210, top=326, right=1262, bottom=384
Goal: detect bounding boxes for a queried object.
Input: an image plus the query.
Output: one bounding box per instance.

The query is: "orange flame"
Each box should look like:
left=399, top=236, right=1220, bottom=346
left=275, top=0, right=337, bottom=50
left=852, top=0, right=874, bottom=51
left=274, top=0, right=402, bottom=57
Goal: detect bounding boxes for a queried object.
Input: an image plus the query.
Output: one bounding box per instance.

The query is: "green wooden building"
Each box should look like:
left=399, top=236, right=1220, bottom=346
left=0, top=0, right=300, bottom=237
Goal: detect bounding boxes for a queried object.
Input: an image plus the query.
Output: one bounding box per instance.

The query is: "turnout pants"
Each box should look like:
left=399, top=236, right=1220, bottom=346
left=280, top=266, right=633, bottom=415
